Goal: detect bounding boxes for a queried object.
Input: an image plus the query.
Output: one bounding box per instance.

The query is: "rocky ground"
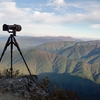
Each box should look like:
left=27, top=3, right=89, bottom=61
left=0, top=75, right=48, bottom=100
left=0, top=92, right=21, bottom=100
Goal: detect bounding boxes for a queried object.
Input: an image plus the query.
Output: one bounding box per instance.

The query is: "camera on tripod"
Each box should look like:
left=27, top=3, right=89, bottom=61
left=0, top=24, right=33, bottom=79
left=3, top=24, right=22, bottom=36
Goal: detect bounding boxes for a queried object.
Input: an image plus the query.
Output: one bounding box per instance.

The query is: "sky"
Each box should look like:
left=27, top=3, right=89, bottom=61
left=0, top=0, right=100, bottom=39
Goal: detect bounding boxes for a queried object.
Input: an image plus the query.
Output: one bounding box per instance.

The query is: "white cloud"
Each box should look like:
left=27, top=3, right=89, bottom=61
left=91, top=24, right=100, bottom=29
left=54, top=0, right=65, bottom=5
left=0, top=0, right=100, bottom=25
left=31, top=11, right=72, bottom=24
left=46, top=0, right=100, bottom=23
left=47, top=0, right=65, bottom=9
left=48, top=0, right=65, bottom=5
left=0, top=1, right=32, bottom=25
left=31, top=11, right=55, bottom=23
left=29, top=11, right=100, bottom=24
left=0, top=0, right=12, bottom=1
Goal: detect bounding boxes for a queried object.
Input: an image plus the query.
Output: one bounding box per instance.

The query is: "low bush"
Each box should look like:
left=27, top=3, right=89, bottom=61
left=0, top=68, right=22, bottom=78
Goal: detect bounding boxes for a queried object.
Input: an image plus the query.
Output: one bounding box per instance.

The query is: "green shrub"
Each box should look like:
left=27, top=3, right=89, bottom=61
left=49, top=87, right=81, bottom=100
left=0, top=68, right=22, bottom=78
left=38, top=76, right=51, bottom=92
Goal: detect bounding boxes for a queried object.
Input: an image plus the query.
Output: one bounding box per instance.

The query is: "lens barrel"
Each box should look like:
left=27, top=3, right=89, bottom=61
left=3, top=24, right=22, bottom=31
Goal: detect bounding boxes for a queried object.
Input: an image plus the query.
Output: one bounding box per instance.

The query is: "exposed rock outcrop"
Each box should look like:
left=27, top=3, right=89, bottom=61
left=0, top=75, right=48, bottom=99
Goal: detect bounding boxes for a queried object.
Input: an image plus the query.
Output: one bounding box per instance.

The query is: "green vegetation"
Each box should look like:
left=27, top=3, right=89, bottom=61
left=38, top=76, right=51, bottom=92
left=49, top=87, right=81, bottom=100
left=0, top=68, right=22, bottom=78
left=37, top=76, right=81, bottom=100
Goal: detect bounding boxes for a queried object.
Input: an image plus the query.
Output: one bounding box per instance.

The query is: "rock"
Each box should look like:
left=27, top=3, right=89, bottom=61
left=0, top=75, right=48, bottom=99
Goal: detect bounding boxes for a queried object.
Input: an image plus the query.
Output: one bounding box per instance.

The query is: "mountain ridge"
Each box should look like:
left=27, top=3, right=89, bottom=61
left=1, top=48, right=100, bottom=84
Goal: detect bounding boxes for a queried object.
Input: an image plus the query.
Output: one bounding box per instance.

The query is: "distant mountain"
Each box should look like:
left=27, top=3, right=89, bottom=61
left=35, top=41, right=100, bottom=62
left=35, top=41, right=76, bottom=53
left=34, top=41, right=100, bottom=84
left=1, top=39, right=100, bottom=83
left=1, top=48, right=100, bottom=83
left=0, top=36, right=81, bottom=51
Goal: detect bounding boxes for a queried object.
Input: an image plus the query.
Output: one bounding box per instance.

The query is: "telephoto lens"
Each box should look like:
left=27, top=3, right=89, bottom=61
left=3, top=24, right=22, bottom=31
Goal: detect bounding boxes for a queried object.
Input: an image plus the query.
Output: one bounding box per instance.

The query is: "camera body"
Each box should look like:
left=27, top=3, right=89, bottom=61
left=3, top=24, right=22, bottom=36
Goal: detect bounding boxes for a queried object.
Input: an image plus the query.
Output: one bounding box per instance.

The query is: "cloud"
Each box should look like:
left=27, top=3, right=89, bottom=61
left=31, top=11, right=73, bottom=24
left=0, top=0, right=100, bottom=24
left=30, top=11, right=100, bottom=24
left=0, top=0, right=12, bottom=1
left=31, top=11, right=55, bottom=23
left=53, top=0, right=65, bottom=5
left=91, top=24, right=100, bottom=29
left=0, top=1, right=31, bottom=23
left=46, top=0, right=100, bottom=23
left=0, top=0, right=100, bottom=27
left=48, top=0, right=65, bottom=5
left=47, top=0, right=65, bottom=9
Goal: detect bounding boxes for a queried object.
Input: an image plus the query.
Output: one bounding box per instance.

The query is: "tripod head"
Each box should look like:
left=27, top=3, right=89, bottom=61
left=3, top=24, right=22, bottom=36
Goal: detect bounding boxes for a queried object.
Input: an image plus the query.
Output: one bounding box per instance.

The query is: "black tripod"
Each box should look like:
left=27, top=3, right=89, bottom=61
left=0, top=34, right=33, bottom=79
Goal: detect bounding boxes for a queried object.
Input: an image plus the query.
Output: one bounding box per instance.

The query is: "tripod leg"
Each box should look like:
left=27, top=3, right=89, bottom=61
left=12, top=37, right=34, bottom=81
left=0, top=37, right=11, bottom=61
left=10, top=35, right=13, bottom=78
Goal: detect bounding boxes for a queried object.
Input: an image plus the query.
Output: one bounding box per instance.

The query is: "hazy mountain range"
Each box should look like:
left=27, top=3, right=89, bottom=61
left=1, top=36, right=100, bottom=98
